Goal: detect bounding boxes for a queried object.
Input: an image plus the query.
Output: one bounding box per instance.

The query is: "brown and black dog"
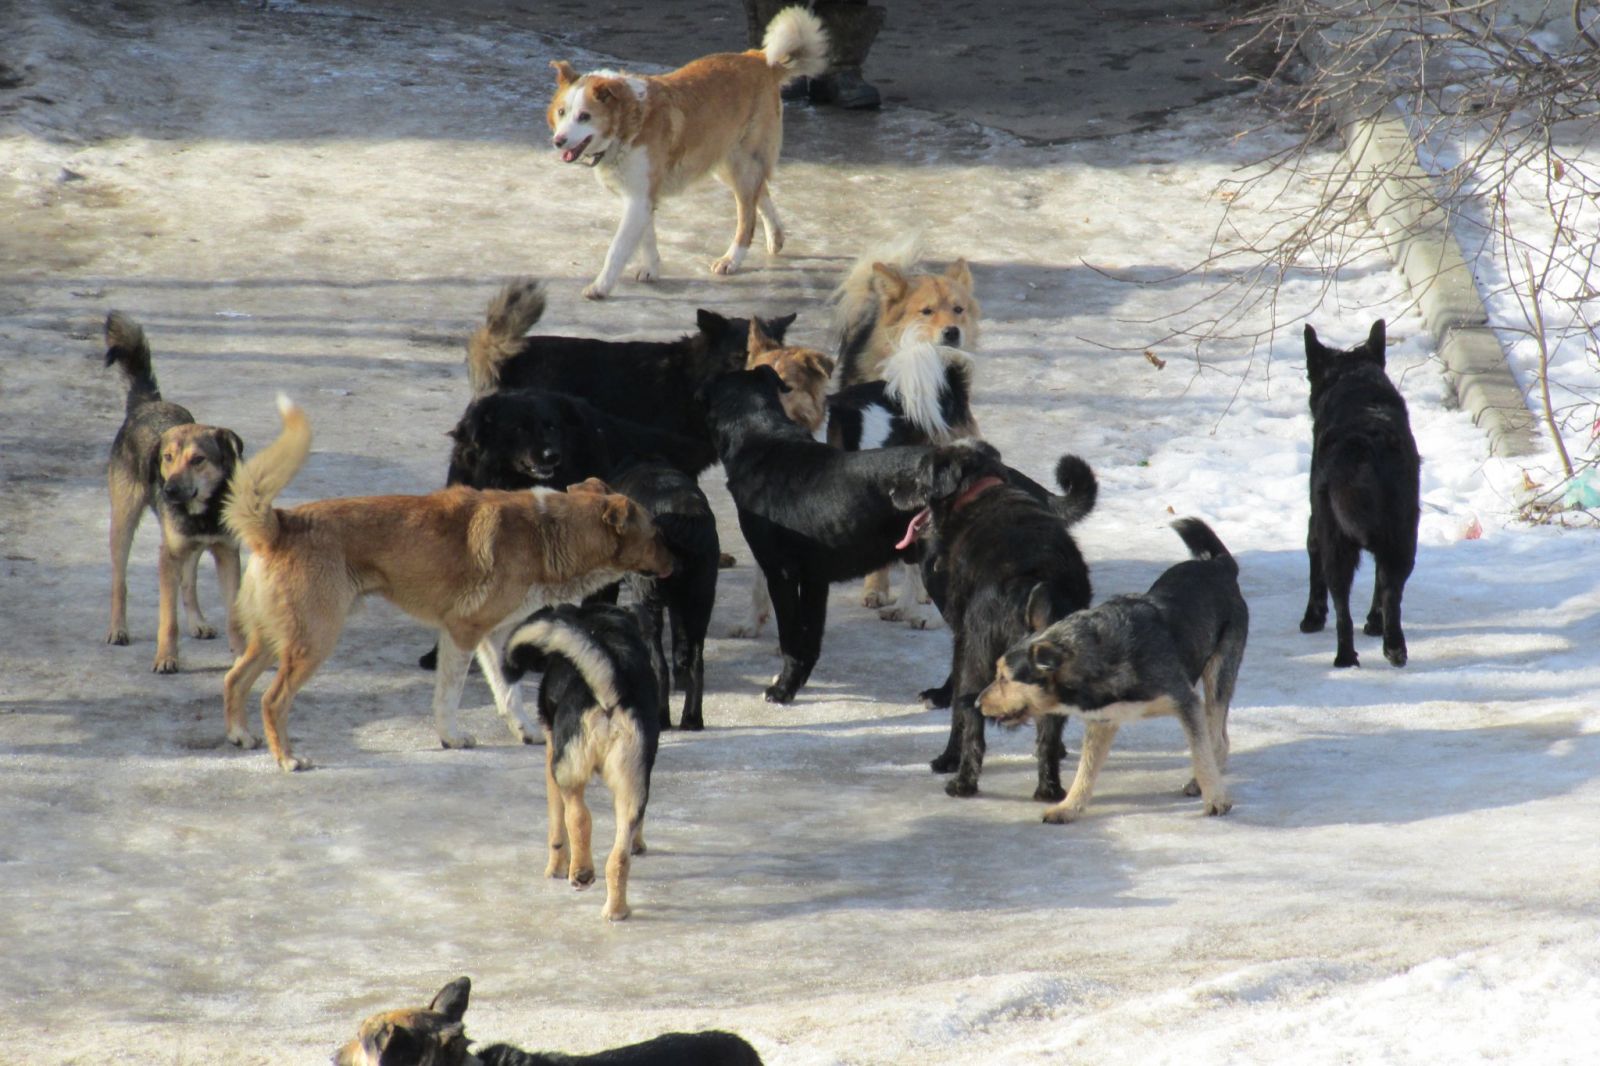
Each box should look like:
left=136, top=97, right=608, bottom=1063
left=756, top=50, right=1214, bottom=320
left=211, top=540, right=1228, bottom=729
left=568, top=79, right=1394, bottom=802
left=103, top=311, right=245, bottom=674
left=335, top=977, right=764, bottom=1065
left=221, top=397, right=673, bottom=771
left=833, top=237, right=981, bottom=387
left=743, top=319, right=834, bottom=435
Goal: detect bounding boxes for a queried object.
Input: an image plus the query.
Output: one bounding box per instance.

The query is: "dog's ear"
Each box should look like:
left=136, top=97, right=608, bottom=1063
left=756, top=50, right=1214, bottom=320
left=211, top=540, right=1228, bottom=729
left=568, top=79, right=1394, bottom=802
left=696, top=308, right=731, bottom=341
left=802, top=351, right=836, bottom=380
left=566, top=477, right=611, bottom=496
left=762, top=312, right=797, bottom=343
left=601, top=494, right=637, bottom=533
left=923, top=452, right=969, bottom=501
left=551, top=60, right=579, bottom=88
left=219, top=429, right=245, bottom=463
left=372, top=1022, right=430, bottom=1066
left=1029, top=639, right=1063, bottom=675
left=747, top=317, right=778, bottom=360
left=1024, top=583, right=1056, bottom=633
left=871, top=262, right=909, bottom=303
left=1367, top=319, right=1386, bottom=362
left=590, top=76, right=626, bottom=104
left=748, top=362, right=791, bottom=395
left=429, top=977, right=471, bottom=1024
left=945, top=258, right=974, bottom=290
left=1303, top=324, right=1322, bottom=355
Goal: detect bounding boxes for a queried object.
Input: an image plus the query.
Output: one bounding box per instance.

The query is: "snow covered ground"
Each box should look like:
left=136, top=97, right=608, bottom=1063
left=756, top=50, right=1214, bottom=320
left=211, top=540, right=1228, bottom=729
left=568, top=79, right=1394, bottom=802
left=2, top=2, right=1598, bottom=1063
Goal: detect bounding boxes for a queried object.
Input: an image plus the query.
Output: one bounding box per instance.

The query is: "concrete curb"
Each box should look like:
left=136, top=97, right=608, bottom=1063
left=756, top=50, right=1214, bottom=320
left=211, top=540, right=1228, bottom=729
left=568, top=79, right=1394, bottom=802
left=1305, top=35, right=1542, bottom=458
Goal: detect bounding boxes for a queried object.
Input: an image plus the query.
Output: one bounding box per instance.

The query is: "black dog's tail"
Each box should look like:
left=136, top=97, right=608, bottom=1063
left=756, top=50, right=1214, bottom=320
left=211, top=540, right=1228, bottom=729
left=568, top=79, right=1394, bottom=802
left=1325, top=438, right=1389, bottom=543
left=1172, top=517, right=1238, bottom=578
left=1052, top=454, right=1099, bottom=527
left=104, top=311, right=160, bottom=413
left=467, top=278, right=546, bottom=396
left=502, top=607, right=619, bottom=706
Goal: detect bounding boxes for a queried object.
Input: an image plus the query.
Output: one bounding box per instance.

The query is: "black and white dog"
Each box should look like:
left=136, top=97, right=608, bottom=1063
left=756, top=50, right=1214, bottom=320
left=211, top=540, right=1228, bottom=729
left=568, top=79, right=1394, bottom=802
left=890, top=443, right=1096, bottom=800
left=706, top=366, right=931, bottom=703
left=465, top=277, right=795, bottom=444
left=503, top=602, right=662, bottom=922
left=609, top=462, right=720, bottom=731
left=978, top=518, right=1248, bottom=822
left=1299, top=321, right=1420, bottom=668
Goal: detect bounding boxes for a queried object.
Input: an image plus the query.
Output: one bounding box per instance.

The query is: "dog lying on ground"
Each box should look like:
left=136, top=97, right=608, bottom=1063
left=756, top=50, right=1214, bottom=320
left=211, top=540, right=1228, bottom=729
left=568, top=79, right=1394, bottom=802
left=103, top=311, right=245, bottom=674
left=335, top=976, right=764, bottom=1065
left=465, top=278, right=795, bottom=446
left=608, top=462, right=721, bottom=730
left=707, top=366, right=930, bottom=703
left=979, top=518, right=1248, bottom=822
left=1299, top=320, right=1420, bottom=668
left=889, top=443, right=1095, bottom=800
left=504, top=603, right=662, bottom=921
left=221, top=397, right=673, bottom=769
left=832, top=236, right=980, bottom=387
left=547, top=7, right=828, bottom=298
left=417, top=388, right=716, bottom=673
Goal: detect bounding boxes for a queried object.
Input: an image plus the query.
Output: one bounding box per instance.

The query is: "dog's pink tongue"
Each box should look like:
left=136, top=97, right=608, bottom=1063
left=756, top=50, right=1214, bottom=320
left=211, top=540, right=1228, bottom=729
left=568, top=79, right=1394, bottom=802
left=896, top=507, right=931, bottom=551
left=561, top=146, right=580, bottom=163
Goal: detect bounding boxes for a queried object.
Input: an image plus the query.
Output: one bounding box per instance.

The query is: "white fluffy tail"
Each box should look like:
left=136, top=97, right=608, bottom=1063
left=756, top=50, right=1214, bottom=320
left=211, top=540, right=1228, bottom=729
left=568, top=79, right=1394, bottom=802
left=882, top=341, right=972, bottom=442
left=763, top=6, right=830, bottom=81
left=504, top=612, right=620, bottom=711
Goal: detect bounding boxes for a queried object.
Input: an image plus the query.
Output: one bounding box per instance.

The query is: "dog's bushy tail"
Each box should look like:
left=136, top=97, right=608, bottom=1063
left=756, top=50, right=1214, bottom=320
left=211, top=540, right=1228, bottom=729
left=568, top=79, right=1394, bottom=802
left=1051, top=455, right=1099, bottom=527
left=104, top=311, right=161, bottom=412
left=467, top=278, right=547, bottom=396
left=224, top=394, right=311, bottom=552
left=763, top=6, right=830, bottom=81
left=502, top=608, right=619, bottom=708
left=1172, top=517, right=1238, bottom=578
left=831, top=233, right=923, bottom=384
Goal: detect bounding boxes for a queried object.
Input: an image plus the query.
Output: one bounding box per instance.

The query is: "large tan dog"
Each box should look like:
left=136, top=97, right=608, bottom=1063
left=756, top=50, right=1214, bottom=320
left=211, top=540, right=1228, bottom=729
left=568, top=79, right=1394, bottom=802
left=220, top=397, right=673, bottom=771
left=103, top=312, right=245, bottom=674
left=547, top=7, right=828, bottom=299
left=833, top=236, right=981, bottom=386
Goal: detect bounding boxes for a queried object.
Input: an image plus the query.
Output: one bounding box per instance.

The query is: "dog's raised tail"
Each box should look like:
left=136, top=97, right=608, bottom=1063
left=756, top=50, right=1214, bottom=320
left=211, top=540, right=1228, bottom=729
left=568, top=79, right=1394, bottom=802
left=224, top=394, right=311, bottom=552
left=104, top=311, right=161, bottom=411
left=1052, top=455, right=1099, bottom=527
left=1172, top=517, right=1238, bottom=578
left=763, top=6, right=830, bottom=81
left=503, top=608, right=620, bottom=710
left=466, top=278, right=546, bottom=395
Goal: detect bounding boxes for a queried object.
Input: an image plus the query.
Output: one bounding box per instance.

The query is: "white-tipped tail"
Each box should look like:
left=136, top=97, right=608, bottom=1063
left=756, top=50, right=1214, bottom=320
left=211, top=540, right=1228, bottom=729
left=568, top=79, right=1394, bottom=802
left=223, top=396, right=311, bottom=552
left=763, top=6, right=830, bottom=81
left=505, top=616, right=620, bottom=711
left=882, top=341, right=971, bottom=442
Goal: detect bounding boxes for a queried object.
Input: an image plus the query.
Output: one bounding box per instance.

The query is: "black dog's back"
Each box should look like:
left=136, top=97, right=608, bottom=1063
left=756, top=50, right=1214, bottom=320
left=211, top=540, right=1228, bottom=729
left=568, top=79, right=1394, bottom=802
left=476, top=1030, right=763, bottom=1066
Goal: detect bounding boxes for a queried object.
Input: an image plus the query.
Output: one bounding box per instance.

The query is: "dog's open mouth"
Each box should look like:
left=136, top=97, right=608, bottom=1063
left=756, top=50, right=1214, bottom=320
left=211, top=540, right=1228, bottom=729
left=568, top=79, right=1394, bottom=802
left=559, top=136, right=593, bottom=164
left=517, top=460, right=559, bottom=482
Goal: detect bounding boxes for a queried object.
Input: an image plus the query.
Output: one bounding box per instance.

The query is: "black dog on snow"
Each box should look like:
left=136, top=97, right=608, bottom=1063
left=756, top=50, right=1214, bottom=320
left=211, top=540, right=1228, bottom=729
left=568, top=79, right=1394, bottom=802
left=1300, top=321, right=1420, bottom=668
left=889, top=442, right=1095, bottom=800
left=706, top=365, right=932, bottom=703
left=503, top=603, right=663, bottom=922
left=335, top=976, right=764, bottom=1065
left=979, top=518, right=1248, bottom=823
left=465, top=276, right=796, bottom=444
left=609, top=461, right=720, bottom=730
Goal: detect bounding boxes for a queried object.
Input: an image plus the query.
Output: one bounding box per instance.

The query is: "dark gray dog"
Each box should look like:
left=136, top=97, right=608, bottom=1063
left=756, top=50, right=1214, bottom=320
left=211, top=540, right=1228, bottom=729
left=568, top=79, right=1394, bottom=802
left=104, top=312, right=245, bottom=673
left=977, top=518, right=1248, bottom=823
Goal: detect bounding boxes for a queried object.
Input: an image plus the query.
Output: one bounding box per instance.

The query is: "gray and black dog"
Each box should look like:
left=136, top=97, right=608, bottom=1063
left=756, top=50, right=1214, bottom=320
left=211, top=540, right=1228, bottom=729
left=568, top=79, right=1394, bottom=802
left=977, top=518, right=1247, bottom=823
left=104, top=311, right=245, bottom=673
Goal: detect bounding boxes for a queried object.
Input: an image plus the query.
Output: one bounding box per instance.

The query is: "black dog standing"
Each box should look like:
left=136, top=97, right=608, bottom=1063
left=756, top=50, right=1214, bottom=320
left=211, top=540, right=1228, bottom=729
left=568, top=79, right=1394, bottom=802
left=1300, top=321, right=1421, bottom=668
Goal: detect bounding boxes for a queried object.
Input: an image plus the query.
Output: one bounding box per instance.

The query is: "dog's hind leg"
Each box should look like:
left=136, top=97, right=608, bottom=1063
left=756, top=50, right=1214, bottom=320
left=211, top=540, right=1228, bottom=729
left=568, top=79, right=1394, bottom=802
left=475, top=622, right=539, bottom=744
left=1298, top=511, right=1329, bottom=634
left=764, top=573, right=824, bottom=703
left=633, top=599, right=673, bottom=730
left=1374, top=550, right=1413, bottom=667
left=432, top=633, right=479, bottom=749
left=543, top=737, right=570, bottom=880
left=562, top=781, right=596, bottom=891
left=711, top=163, right=763, bottom=276
left=259, top=647, right=327, bottom=772
left=731, top=566, right=771, bottom=638
left=178, top=547, right=215, bottom=640
left=861, top=567, right=893, bottom=609
left=634, top=209, right=661, bottom=283
left=106, top=469, right=145, bottom=646
left=1044, top=719, right=1118, bottom=823
left=1323, top=533, right=1362, bottom=668
left=1032, top=715, right=1068, bottom=802
left=222, top=634, right=273, bottom=750
left=1174, top=689, right=1231, bottom=816
left=757, top=188, right=784, bottom=255
left=600, top=749, right=648, bottom=921
left=945, top=639, right=995, bottom=797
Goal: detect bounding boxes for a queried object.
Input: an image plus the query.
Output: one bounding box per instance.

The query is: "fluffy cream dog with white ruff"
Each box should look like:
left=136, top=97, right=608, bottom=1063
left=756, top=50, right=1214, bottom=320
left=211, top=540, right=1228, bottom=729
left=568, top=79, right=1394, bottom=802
left=546, top=7, right=828, bottom=299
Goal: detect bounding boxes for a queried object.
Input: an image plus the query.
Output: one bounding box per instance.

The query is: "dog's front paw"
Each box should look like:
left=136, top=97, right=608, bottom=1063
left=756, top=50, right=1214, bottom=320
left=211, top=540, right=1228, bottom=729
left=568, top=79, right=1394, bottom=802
left=729, top=618, right=766, bottom=639
left=189, top=621, right=217, bottom=640
left=1363, top=616, right=1384, bottom=637
left=634, top=264, right=659, bottom=282
left=439, top=731, right=478, bottom=750
left=1333, top=649, right=1360, bottom=669
left=1182, top=777, right=1201, bottom=798
left=602, top=899, right=632, bottom=921
left=1384, top=642, right=1408, bottom=667
left=582, top=281, right=611, bottom=300
left=1299, top=612, right=1327, bottom=634
left=1033, top=782, right=1067, bottom=803
left=1042, top=806, right=1081, bottom=825
left=921, top=684, right=953, bottom=710
left=107, top=626, right=130, bottom=646
left=763, top=682, right=796, bottom=704
left=1203, top=796, right=1233, bottom=816
left=862, top=589, right=891, bottom=609
left=570, top=867, right=596, bottom=890
left=710, top=255, right=739, bottom=276
left=277, top=753, right=312, bottom=772
left=152, top=654, right=180, bottom=674
left=545, top=849, right=568, bottom=879
left=929, top=751, right=958, bottom=773
left=945, top=777, right=979, bottom=798
left=883, top=604, right=942, bottom=630
left=226, top=727, right=261, bottom=750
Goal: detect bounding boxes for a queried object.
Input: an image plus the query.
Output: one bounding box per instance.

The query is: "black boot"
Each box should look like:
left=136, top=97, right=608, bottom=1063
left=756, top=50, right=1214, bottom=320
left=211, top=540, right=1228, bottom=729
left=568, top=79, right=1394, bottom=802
left=809, top=67, right=881, bottom=109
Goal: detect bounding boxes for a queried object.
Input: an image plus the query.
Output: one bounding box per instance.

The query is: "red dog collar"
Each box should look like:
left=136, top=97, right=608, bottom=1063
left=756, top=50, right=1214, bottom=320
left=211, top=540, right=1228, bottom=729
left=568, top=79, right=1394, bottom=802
left=896, top=475, right=1005, bottom=550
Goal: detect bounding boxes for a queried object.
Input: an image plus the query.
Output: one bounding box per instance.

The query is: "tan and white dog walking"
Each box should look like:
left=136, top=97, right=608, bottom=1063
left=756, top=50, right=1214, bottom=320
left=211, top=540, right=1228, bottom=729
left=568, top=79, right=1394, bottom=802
left=546, top=7, right=828, bottom=299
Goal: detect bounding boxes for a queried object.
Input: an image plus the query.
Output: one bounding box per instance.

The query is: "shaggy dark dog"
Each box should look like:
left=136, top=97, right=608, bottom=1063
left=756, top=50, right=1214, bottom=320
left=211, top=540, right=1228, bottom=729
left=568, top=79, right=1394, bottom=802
left=335, top=976, right=763, bottom=1065
left=465, top=277, right=795, bottom=444
left=609, top=461, right=720, bottom=730
left=978, top=518, right=1249, bottom=822
left=889, top=442, right=1096, bottom=799
left=706, top=366, right=930, bottom=703
left=1299, top=320, right=1420, bottom=668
